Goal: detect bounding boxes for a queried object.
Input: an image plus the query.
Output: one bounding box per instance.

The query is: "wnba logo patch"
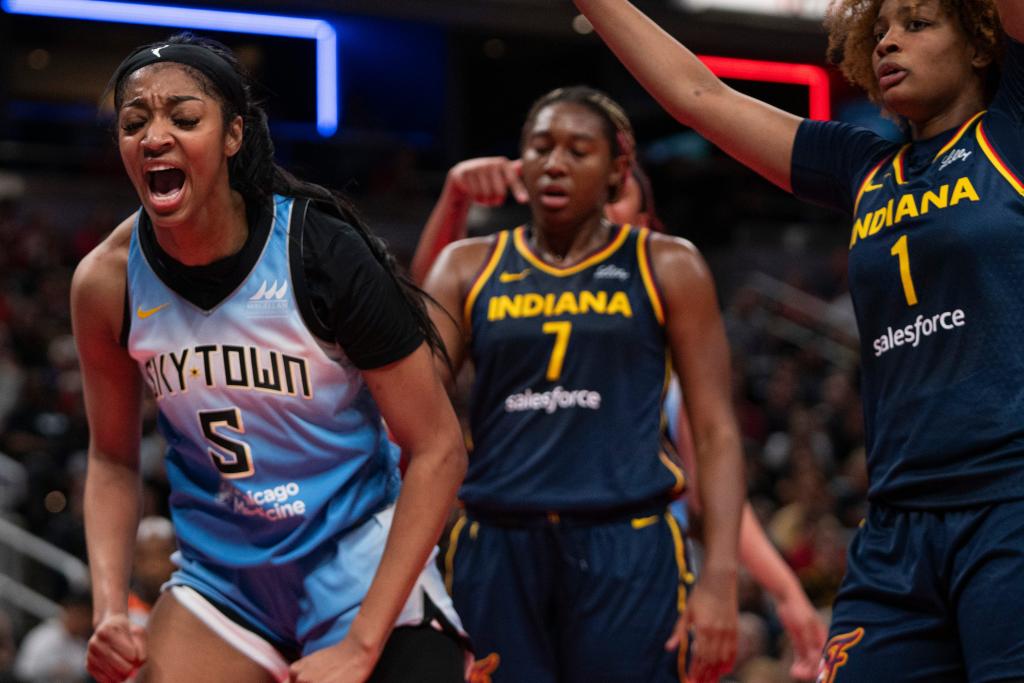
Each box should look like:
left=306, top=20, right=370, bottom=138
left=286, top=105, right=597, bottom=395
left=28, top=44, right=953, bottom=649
left=469, top=653, right=500, bottom=683
left=816, top=628, right=864, bottom=683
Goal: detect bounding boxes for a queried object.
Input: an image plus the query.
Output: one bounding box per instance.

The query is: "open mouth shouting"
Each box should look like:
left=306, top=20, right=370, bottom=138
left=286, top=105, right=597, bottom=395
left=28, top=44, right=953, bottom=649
left=145, top=164, right=187, bottom=212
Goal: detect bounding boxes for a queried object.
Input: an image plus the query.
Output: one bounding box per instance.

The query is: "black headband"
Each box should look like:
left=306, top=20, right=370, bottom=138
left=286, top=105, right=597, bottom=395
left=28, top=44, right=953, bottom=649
left=114, top=43, right=246, bottom=114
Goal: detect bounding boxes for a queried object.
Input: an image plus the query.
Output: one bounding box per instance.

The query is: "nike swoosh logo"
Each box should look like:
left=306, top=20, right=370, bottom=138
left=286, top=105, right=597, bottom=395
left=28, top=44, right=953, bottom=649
left=136, top=303, right=170, bottom=319
left=499, top=269, right=531, bottom=283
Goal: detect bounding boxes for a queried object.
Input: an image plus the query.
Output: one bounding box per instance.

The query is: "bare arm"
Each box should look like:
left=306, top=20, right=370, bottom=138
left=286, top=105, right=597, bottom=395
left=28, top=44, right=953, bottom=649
left=409, top=180, right=471, bottom=286
left=71, top=222, right=148, bottom=682
left=654, top=234, right=744, bottom=681
left=673, top=377, right=824, bottom=679
left=997, top=0, right=1024, bottom=43
left=574, top=0, right=802, bottom=191
left=422, top=237, right=497, bottom=390
left=346, top=345, right=467, bottom=651
left=737, top=505, right=827, bottom=680
left=673, top=396, right=825, bottom=678
left=290, top=343, right=467, bottom=681
left=410, top=158, right=526, bottom=285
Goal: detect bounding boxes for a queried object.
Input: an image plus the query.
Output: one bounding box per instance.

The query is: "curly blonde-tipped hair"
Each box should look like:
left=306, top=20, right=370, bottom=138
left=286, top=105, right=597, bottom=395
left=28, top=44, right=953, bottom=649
left=824, top=0, right=1003, bottom=106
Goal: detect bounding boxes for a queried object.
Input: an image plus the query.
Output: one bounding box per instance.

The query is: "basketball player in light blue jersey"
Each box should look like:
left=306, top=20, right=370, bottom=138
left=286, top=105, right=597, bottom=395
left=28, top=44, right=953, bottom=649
left=576, top=0, right=1024, bottom=680
left=72, top=34, right=468, bottom=683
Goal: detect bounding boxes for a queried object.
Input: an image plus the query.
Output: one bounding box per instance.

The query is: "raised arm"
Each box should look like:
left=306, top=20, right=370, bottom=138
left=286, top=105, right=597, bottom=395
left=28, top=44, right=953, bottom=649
left=654, top=234, right=744, bottom=682
left=997, top=0, right=1024, bottom=42
left=573, top=0, right=802, bottom=191
left=410, top=158, right=526, bottom=284
left=71, top=223, right=148, bottom=683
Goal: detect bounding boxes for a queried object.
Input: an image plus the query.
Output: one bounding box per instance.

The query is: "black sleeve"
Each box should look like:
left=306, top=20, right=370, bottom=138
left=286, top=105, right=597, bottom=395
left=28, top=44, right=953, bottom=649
left=296, top=202, right=424, bottom=370
left=791, top=118, right=898, bottom=215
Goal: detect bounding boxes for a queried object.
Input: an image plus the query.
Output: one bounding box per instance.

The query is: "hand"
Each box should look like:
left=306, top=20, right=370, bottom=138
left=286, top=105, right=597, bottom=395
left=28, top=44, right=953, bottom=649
left=448, top=157, right=527, bottom=207
left=86, top=613, right=146, bottom=683
left=289, top=636, right=381, bottom=683
left=774, top=589, right=827, bottom=680
left=667, top=568, right=737, bottom=683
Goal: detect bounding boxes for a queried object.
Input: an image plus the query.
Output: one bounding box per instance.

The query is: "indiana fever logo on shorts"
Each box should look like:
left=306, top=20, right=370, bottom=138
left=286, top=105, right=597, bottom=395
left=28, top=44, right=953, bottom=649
left=816, top=627, right=865, bottom=683
left=468, top=653, right=500, bottom=683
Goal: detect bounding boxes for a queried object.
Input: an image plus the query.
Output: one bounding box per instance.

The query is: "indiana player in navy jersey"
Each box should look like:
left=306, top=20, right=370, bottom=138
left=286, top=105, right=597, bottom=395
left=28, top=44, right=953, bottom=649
left=413, top=151, right=826, bottom=679
left=424, top=86, right=745, bottom=683
left=575, top=0, right=1024, bottom=680
left=71, top=34, right=468, bottom=683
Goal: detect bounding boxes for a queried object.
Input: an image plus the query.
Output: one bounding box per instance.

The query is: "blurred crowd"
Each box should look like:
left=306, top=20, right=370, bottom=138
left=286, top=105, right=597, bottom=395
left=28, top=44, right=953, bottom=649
left=0, top=179, right=865, bottom=682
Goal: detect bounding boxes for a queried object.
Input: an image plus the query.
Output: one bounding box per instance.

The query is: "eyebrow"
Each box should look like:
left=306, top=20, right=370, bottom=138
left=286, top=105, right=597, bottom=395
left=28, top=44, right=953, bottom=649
left=529, top=130, right=599, bottom=142
left=122, top=94, right=202, bottom=108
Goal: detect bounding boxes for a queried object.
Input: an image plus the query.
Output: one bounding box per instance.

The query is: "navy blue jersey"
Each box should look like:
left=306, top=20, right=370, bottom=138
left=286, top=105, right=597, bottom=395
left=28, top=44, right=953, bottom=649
left=792, top=38, right=1024, bottom=507
left=460, top=224, right=684, bottom=512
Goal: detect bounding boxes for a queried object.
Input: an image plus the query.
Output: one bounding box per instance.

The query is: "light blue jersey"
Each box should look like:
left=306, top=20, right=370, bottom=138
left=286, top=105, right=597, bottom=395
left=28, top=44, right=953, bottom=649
left=127, top=194, right=400, bottom=568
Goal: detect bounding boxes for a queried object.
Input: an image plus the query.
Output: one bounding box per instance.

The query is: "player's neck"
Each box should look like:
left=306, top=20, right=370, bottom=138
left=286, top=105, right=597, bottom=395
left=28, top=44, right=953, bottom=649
left=152, top=188, right=249, bottom=266
left=908, top=89, right=985, bottom=141
left=531, top=215, right=612, bottom=265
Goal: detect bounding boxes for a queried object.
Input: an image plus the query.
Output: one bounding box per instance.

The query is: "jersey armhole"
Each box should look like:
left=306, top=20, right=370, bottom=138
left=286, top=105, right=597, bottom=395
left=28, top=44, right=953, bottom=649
left=976, top=119, right=1024, bottom=196
left=636, top=228, right=666, bottom=326
left=119, top=276, right=131, bottom=349
left=289, top=199, right=335, bottom=343
left=461, top=231, right=509, bottom=332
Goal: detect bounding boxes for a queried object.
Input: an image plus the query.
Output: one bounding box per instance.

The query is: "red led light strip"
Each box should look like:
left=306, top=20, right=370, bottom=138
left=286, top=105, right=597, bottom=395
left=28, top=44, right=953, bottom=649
left=699, top=55, right=831, bottom=120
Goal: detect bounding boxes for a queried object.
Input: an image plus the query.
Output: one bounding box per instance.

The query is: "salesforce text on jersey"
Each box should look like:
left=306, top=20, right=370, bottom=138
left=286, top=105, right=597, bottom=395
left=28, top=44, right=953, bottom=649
left=872, top=309, right=966, bottom=357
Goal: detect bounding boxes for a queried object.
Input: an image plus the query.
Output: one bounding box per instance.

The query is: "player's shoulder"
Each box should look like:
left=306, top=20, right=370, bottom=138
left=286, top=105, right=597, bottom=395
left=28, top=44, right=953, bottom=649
left=645, top=232, right=707, bottom=275
left=435, top=234, right=505, bottom=283
left=442, top=234, right=502, bottom=261
left=72, top=213, right=134, bottom=301
left=71, top=213, right=136, bottom=347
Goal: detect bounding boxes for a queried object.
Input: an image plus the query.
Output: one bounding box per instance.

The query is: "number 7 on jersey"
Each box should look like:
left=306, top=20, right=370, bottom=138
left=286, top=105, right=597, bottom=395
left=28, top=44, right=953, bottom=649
left=542, top=321, right=572, bottom=381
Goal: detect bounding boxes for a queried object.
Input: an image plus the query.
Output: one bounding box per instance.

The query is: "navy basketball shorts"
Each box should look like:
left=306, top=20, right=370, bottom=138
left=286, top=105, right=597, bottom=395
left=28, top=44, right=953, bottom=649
left=446, top=507, right=693, bottom=683
left=820, top=499, right=1024, bottom=683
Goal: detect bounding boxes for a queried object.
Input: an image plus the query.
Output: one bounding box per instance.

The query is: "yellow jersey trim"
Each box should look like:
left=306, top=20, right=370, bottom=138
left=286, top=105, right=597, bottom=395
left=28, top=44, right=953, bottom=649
left=933, top=110, right=985, bottom=162
left=853, top=155, right=892, bottom=216
left=444, top=513, right=469, bottom=594
left=463, top=231, right=510, bottom=331
left=659, top=448, right=686, bottom=496
left=664, top=512, right=691, bottom=611
left=892, top=144, right=910, bottom=185
left=637, top=228, right=666, bottom=325
left=631, top=514, right=660, bottom=529
left=660, top=356, right=686, bottom=494
left=977, top=121, right=1024, bottom=197
left=512, top=224, right=631, bottom=277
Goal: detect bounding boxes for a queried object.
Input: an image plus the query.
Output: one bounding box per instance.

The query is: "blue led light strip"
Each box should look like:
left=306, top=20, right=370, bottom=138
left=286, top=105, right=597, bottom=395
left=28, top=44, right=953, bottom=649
left=2, top=0, right=339, bottom=136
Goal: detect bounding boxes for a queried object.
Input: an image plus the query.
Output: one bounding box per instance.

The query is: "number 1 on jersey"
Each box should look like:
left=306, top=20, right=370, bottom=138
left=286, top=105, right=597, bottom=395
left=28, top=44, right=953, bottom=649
left=542, top=321, right=572, bottom=381
left=890, top=234, right=919, bottom=306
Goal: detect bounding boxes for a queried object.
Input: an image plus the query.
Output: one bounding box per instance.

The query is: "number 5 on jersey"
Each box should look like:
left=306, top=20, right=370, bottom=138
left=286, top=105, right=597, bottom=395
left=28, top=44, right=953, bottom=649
left=542, top=321, right=572, bottom=381
left=199, top=408, right=254, bottom=478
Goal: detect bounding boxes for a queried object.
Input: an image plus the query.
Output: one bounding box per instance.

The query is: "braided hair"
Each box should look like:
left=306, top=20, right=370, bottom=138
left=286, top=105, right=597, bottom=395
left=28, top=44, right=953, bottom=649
left=106, top=33, right=449, bottom=364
